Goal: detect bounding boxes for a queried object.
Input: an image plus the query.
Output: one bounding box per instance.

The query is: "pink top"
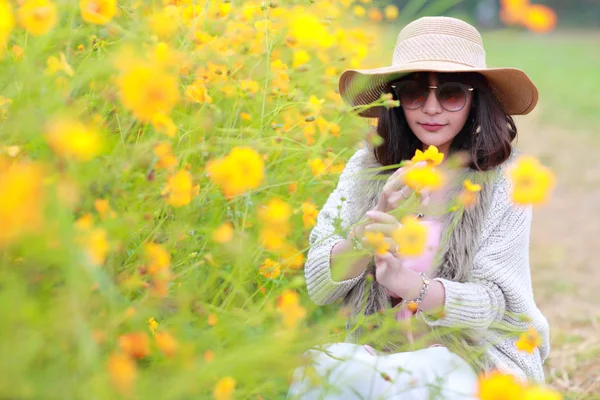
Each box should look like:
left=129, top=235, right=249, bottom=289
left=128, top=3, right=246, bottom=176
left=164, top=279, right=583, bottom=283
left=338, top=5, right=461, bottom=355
left=383, top=219, right=444, bottom=320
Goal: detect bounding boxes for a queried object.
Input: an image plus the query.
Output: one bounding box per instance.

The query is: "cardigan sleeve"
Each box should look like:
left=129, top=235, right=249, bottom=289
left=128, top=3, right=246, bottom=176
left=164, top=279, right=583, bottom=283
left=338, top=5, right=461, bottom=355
left=304, top=146, right=371, bottom=306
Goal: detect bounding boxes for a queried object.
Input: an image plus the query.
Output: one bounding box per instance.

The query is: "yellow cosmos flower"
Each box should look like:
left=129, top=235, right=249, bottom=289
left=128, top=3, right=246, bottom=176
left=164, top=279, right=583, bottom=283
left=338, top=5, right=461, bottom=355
left=213, top=377, right=236, bottom=400
left=206, top=147, right=264, bottom=198
left=522, top=386, right=562, bottom=400
left=259, top=258, right=281, bottom=279
left=117, top=62, right=180, bottom=122
left=151, top=113, right=177, bottom=138
left=477, top=370, right=524, bottom=400
left=384, top=4, right=399, bottom=20
left=288, top=12, right=334, bottom=48
left=292, top=49, right=311, bottom=68
left=45, top=52, right=74, bottom=77
left=515, top=326, right=541, bottom=354
left=352, top=5, right=366, bottom=17
left=403, top=164, right=445, bottom=192
left=259, top=198, right=291, bottom=225
left=79, top=0, right=116, bottom=25
left=212, top=222, right=234, bottom=244
left=45, top=117, right=103, bottom=161
left=144, top=243, right=170, bottom=276
left=253, top=19, right=271, bottom=33
left=507, top=156, right=555, bottom=205
left=94, top=198, right=116, bottom=219
left=364, top=231, right=390, bottom=255
left=240, top=79, right=260, bottom=95
left=0, top=2, right=14, bottom=57
left=161, top=169, right=197, bottom=207
left=0, top=160, right=45, bottom=247
left=185, top=79, right=212, bottom=103
left=17, top=0, right=57, bottom=36
left=155, top=331, right=178, bottom=357
left=301, top=201, right=318, bottom=229
left=391, top=216, right=428, bottom=257
left=308, top=158, right=327, bottom=178
left=259, top=226, right=289, bottom=251
left=107, top=352, right=137, bottom=395
left=83, top=228, right=109, bottom=265
left=463, top=179, right=482, bottom=192
left=153, top=142, right=177, bottom=170
left=278, top=243, right=305, bottom=270
left=148, top=5, right=180, bottom=38
left=147, top=317, right=158, bottom=335
left=411, top=145, right=444, bottom=166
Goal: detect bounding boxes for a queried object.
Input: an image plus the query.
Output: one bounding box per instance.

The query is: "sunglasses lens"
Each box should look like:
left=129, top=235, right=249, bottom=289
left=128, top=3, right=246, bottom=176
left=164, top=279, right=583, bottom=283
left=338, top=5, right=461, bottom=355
left=438, top=84, right=467, bottom=112
left=395, top=81, right=425, bottom=110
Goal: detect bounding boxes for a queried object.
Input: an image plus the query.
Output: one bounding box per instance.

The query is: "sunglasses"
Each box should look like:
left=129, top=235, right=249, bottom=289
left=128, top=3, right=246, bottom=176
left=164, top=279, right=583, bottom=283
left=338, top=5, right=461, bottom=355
left=390, top=80, right=474, bottom=112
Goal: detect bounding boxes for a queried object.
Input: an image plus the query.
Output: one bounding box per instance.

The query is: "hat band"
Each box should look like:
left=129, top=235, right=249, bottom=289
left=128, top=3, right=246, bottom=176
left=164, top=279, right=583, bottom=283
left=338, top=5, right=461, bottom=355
left=392, top=35, right=487, bottom=69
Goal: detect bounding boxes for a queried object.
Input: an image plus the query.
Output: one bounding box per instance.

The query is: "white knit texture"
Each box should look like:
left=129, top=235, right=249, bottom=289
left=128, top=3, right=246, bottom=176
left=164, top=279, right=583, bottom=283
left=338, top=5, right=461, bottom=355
left=304, top=147, right=550, bottom=383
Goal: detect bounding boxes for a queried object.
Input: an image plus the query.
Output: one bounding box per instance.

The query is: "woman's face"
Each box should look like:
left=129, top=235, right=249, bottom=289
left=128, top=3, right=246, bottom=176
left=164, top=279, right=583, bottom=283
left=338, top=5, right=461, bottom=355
left=401, top=72, right=473, bottom=155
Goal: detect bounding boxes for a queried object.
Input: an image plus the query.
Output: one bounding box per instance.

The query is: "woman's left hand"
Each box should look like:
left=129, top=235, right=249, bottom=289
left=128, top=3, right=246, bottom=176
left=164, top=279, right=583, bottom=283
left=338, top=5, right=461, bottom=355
left=374, top=252, right=420, bottom=300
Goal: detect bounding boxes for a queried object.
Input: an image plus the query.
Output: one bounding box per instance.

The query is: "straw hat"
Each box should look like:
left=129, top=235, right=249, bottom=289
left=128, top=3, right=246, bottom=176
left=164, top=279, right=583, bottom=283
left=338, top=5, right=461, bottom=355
left=338, top=16, right=538, bottom=118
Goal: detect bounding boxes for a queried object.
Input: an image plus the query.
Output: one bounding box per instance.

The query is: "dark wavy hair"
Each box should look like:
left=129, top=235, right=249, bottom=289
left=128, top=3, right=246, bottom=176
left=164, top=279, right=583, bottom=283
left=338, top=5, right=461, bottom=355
left=374, top=72, right=517, bottom=171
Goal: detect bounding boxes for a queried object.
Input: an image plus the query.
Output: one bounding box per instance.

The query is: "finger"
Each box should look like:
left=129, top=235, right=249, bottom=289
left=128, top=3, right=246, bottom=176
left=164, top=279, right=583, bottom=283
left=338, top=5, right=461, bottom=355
left=382, top=175, right=404, bottom=194
left=365, top=210, right=399, bottom=224
left=387, top=186, right=412, bottom=206
left=384, top=237, right=398, bottom=253
left=419, top=188, right=431, bottom=206
left=377, top=252, right=397, bottom=265
left=364, top=222, right=401, bottom=235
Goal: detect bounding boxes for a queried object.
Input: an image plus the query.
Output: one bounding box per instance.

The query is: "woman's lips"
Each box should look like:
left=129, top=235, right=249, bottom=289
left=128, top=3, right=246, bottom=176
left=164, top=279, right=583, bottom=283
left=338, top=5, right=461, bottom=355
left=419, top=123, right=446, bottom=132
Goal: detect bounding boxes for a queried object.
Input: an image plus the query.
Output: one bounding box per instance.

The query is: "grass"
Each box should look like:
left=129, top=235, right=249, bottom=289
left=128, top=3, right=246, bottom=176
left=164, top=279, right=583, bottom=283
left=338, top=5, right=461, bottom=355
left=484, top=30, right=600, bottom=131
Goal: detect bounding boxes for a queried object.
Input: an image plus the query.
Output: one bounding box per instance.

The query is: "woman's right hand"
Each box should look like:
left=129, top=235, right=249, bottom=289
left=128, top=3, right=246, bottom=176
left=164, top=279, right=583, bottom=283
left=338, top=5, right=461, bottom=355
left=374, top=161, right=428, bottom=213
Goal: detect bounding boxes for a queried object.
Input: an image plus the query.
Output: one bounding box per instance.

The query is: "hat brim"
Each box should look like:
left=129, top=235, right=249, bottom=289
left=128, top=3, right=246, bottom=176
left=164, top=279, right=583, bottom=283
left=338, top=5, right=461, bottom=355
left=338, top=62, right=538, bottom=118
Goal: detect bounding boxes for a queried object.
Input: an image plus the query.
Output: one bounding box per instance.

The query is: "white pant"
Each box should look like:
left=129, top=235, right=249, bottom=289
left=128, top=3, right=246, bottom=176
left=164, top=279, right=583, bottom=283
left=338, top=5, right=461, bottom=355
left=287, top=343, right=478, bottom=400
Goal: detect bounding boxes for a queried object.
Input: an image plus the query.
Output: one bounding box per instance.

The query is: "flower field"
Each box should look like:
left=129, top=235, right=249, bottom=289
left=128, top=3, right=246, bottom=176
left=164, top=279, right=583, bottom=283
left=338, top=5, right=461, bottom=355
left=0, top=0, right=570, bottom=399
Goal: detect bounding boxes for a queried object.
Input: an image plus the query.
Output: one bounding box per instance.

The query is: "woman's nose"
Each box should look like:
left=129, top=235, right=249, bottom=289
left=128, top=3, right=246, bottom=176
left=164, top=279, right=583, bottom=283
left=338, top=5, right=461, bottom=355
left=422, top=88, right=443, bottom=115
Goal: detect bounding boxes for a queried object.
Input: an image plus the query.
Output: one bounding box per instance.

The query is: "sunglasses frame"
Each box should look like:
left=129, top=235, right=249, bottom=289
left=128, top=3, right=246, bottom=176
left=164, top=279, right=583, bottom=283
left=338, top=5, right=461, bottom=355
left=390, top=80, right=474, bottom=112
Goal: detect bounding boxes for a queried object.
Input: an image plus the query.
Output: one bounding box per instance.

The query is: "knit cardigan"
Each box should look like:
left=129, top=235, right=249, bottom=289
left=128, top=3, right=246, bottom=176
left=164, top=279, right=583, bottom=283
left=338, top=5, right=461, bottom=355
left=304, top=142, right=550, bottom=383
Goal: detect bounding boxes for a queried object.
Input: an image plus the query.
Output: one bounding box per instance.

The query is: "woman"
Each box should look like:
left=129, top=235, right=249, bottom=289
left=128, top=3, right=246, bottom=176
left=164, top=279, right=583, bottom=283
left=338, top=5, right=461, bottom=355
left=288, top=16, right=550, bottom=399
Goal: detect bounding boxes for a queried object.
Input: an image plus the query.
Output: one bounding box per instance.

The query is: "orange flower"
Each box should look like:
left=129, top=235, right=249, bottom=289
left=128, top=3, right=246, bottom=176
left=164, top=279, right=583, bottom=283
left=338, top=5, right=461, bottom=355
left=153, top=142, right=177, bottom=170
left=458, top=179, right=483, bottom=208
left=207, top=313, right=218, bottom=326
left=144, top=243, right=170, bottom=276
left=94, top=199, right=116, bottom=219
left=276, top=290, right=307, bottom=329
left=523, top=4, right=557, bottom=34
left=259, top=258, right=281, bottom=279
left=0, top=160, right=45, bottom=247
left=155, top=332, right=178, bottom=357
left=107, top=353, right=137, bottom=395
left=301, top=201, right=318, bottom=229
left=118, top=332, right=151, bottom=359
left=212, top=222, right=234, bottom=243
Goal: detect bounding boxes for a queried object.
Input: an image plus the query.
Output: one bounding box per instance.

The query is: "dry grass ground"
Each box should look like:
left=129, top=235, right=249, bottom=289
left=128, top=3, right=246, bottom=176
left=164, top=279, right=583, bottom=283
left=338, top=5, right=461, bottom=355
left=516, top=110, right=600, bottom=398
